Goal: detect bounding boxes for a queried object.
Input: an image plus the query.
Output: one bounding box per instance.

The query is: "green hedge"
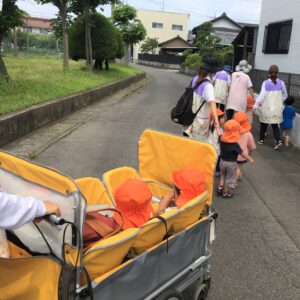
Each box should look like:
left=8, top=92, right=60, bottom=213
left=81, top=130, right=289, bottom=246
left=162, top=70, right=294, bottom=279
left=182, top=53, right=202, bottom=69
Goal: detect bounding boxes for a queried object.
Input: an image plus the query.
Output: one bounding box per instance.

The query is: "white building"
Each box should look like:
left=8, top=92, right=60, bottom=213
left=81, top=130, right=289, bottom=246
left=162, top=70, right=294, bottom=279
left=255, top=0, right=300, bottom=73
left=133, top=10, right=189, bottom=60
left=255, top=0, right=300, bottom=148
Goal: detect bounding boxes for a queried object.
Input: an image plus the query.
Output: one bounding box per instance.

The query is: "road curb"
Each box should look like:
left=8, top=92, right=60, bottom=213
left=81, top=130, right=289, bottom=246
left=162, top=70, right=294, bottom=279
left=0, top=72, right=146, bottom=147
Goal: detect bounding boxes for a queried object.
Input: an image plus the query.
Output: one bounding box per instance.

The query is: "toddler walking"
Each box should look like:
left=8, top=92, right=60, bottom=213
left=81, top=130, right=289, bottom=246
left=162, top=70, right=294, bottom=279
left=246, top=95, right=254, bottom=124
left=217, top=120, right=254, bottom=198
left=234, top=111, right=256, bottom=181
left=281, top=96, right=296, bottom=146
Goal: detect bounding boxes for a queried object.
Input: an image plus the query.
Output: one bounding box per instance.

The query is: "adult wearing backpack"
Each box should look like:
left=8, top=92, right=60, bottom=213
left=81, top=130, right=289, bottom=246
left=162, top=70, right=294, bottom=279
left=191, top=57, right=220, bottom=142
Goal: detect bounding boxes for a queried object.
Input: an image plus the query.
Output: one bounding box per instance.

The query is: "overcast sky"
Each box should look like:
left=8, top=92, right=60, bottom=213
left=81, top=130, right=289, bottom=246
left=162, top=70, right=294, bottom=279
left=14, top=0, right=262, bottom=29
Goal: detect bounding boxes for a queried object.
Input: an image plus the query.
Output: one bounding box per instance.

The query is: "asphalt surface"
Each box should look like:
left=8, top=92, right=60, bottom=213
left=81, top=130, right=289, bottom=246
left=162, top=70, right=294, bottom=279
left=5, top=65, right=300, bottom=299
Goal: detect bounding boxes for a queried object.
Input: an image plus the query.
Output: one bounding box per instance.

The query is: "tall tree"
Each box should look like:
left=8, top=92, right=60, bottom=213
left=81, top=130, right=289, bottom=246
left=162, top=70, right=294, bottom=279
left=195, top=22, right=221, bottom=58
left=36, top=1, right=72, bottom=70
left=140, top=37, right=159, bottom=54
left=113, top=4, right=146, bottom=64
left=0, top=0, right=23, bottom=80
left=71, top=0, right=118, bottom=70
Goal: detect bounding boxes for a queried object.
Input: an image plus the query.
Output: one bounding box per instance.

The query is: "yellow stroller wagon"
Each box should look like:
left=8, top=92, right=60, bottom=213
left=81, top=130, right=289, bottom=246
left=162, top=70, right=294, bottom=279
left=0, top=129, right=217, bottom=300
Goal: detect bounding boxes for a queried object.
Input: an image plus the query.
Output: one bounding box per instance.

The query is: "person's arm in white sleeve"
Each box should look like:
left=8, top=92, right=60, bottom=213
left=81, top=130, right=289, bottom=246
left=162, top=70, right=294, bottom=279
left=254, top=81, right=266, bottom=109
left=204, top=83, right=219, bottom=129
left=246, top=76, right=254, bottom=99
left=0, top=192, right=61, bottom=229
left=281, top=81, right=288, bottom=101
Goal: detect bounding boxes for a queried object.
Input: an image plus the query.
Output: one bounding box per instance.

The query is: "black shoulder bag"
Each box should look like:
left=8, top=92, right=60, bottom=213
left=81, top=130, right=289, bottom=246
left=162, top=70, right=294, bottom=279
left=171, top=79, right=210, bottom=126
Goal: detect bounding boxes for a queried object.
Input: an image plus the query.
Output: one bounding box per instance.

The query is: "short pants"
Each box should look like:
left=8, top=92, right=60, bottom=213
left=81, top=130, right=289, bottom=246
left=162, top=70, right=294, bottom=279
left=282, top=128, right=292, bottom=136
left=220, top=159, right=237, bottom=189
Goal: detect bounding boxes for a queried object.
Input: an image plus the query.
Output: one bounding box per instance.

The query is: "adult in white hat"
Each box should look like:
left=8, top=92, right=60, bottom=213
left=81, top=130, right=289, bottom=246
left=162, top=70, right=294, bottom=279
left=226, top=60, right=255, bottom=120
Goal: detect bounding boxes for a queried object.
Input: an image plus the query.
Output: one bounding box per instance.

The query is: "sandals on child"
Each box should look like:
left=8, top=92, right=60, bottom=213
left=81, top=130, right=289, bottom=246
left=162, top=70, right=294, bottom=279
left=216, top=186, right=223, bottom=196
left=217, top=186, right=233, bottom=198
left=222, top=192, right=233, bottom=199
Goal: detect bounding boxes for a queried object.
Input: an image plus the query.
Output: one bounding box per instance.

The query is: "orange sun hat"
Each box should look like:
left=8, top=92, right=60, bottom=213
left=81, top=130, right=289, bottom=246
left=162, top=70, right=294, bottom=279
left=221, top=119, right=241, bottom=143
left=114, top=179, right=154, bottom=229
left=210, top=108, right=225, bottom=119
left=234, top=111, right=252, bottom=133
left=247, top=95, right=254, bottom=109
left=172, top=167, right=206, bottom=207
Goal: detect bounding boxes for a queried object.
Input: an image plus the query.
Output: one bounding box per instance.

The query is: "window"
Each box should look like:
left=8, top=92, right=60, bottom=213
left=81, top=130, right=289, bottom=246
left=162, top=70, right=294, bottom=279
left=263, top=20, right=293, bottom=54
left=152, top=22, right=163, bottom=29
left=172, top=24, right=183, bottom=31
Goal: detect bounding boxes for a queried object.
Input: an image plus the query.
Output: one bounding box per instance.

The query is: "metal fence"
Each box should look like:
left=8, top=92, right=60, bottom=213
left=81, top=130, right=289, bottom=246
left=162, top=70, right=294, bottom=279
left=250, top=69, right=300, bottom=110
left=1, top=32, right=62, bottom=56
left=138, top=53, right=185, bottom=65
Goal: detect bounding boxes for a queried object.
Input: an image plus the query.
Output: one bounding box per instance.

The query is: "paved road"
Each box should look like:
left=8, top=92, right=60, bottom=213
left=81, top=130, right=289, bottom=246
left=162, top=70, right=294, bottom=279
left=10, top=65, right=300, bottom=299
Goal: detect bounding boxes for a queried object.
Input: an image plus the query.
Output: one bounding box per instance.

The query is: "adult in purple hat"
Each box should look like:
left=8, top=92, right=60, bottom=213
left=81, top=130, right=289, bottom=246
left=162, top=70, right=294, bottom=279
left=212, top=65, right=232, bottom=112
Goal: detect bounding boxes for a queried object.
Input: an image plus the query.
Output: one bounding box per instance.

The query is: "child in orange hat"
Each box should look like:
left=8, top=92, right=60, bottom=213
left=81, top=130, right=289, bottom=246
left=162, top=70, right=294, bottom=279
left=209, top=108, right=226, bottom=176
left=156, top=167, right=206, bottom=215
left=234, top=111, right=256, bottom=181
left=83, top=179, right=154, bottom=248
left=217, top=120, right=254, bottom=198
left=114, top=179, right=154, bottom=229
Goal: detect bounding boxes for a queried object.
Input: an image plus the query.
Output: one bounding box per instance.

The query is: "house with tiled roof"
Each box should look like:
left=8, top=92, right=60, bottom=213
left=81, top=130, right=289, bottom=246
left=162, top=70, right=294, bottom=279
left=192, top=12, right=242, bottom=45
left=20, top=16, right=52, bottom=35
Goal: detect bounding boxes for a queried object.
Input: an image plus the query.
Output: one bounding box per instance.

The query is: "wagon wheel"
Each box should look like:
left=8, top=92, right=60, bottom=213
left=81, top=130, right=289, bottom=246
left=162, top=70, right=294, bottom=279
left=193, top=278, right=211, bottom=300
left=156, top=289, right=184, bottom=300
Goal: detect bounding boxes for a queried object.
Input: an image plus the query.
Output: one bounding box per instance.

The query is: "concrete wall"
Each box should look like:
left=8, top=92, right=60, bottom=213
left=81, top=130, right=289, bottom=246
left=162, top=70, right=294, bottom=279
left=138, top=60, right=180, bottom=70
left=255, top=0, right=300, bottom=73
left=179, top=65, right=197, bottom=77
left=133, top=10, right=189, bottom=60
left=291, top=114, right=300, bottom=148
left=0, top=73, right=146, bottom=147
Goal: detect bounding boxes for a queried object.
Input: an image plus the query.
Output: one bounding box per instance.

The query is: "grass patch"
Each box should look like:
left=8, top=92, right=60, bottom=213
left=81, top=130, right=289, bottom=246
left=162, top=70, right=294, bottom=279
left=0, top=56, right=143, bottom=115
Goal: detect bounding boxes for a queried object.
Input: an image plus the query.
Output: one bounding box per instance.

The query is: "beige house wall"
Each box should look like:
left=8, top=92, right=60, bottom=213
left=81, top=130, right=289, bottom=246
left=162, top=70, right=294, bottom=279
left=134, top=10, right=189, bottom=60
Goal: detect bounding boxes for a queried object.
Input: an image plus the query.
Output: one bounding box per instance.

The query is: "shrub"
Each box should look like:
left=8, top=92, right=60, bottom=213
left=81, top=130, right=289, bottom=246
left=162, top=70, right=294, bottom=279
left=214, top=46, right=233, bottom=66
left=183, top=53, right=202, bottom=69
left=182, top=49, right=193, bottom=58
